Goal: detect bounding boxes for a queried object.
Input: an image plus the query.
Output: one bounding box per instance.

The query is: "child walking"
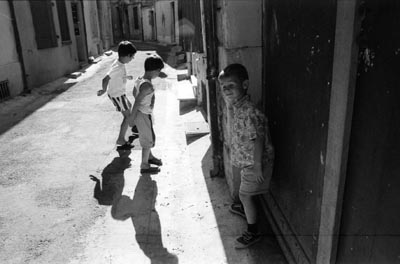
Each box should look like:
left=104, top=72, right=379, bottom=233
left=218, top=63, right=274, bottom=249
left=97, top=40, right=137, bottom=150
left=130, top=56, right=164, bottom=173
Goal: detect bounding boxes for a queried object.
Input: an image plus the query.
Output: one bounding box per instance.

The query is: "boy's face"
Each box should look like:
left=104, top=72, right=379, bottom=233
left=219, top=76, right=248, bottom=104
left=151, top=69, right=162, bottom=79
left=120, top=54, right=135, bottom=64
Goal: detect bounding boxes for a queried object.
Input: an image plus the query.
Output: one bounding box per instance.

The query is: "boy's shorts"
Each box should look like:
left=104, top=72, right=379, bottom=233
left=134, top=111, right=155, bottom=148
left=108, top=94, right=131, bottom=112
left=239, top=166, right=270, bottom=195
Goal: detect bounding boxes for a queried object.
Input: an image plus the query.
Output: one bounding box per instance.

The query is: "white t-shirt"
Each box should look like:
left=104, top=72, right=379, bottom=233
left=106, top=60, right=127, bottom=98
left=134, top=77, right=154, bottom=115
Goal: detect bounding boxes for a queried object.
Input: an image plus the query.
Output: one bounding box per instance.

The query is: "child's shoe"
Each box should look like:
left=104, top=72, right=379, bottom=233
left=128, top=126, right=139, bottom=143
left=234, top=231, right=261, bottom=249
left=117, top=142, right=134, bottom=151
left=229, top=203, right=246, bottom=219
left=140, top=163, right=160, bottom=174
left=148, top=157, right=163, bottom=166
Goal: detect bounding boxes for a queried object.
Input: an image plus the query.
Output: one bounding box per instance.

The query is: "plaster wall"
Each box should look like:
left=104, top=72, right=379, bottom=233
left=83, top=0, right=102, bottom=56
left=142, top=7, right=155, bottom=41
left=220, top=0, right=262, bottom=48
left=0, top=1, right=24, bottom=97
left=97, top=0, right=113, bottom=50
left=13, top=0, right=79, bottom=90
left=155, top=0, right=178, bottom=44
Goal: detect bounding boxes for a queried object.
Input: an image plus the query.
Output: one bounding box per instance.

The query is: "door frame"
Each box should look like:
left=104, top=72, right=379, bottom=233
left=71, top=0, right=88, bottom=64
left=317, top=0, right=361, bottom=262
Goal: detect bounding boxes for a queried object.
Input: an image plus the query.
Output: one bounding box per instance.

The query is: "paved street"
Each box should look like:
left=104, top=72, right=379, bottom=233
left=0, top=43, right=285, bottom=264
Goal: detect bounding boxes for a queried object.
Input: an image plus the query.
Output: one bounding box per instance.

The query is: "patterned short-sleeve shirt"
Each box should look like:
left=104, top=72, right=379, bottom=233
left=231, top=95, right=274, bottom=168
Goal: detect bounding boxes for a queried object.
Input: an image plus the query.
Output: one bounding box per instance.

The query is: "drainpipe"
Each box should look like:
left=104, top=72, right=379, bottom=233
left=8, top=0, right=29, bottom=93
left=204, top=0, right=224, bottom=177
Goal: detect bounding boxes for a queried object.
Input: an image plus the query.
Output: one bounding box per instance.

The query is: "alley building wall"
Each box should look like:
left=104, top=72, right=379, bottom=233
left=155, top=0, right=178, bottom=44
left=12, top=0, right=79, bottom=90
left=0, top=1, right=24, bottom=98
left=83, top=0, right=102, bottom=56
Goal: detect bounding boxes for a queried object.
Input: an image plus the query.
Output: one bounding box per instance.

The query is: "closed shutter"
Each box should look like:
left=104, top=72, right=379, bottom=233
left=30, top=0, right=57, bottom=49
left=56, top=0, right=71, bottom=42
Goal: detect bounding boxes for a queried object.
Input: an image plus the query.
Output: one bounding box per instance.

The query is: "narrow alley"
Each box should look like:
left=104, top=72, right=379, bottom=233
left=0, top=43, right=285, bottom=264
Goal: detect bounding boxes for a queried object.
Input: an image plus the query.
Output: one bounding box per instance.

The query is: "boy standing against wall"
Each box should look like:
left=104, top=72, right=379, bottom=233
left=218, top=63, right=274, bottom=249
left=97, top=41, right=137, bottom=150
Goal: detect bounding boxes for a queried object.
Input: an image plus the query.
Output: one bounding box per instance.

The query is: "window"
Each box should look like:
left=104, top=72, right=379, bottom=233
left=56, top=0, right=71, bottom=43
left=71, top=2, right=80, bottom=35
left=133, top=6, right=139, bottom=30
left=30, top=0, right=57, bottom=49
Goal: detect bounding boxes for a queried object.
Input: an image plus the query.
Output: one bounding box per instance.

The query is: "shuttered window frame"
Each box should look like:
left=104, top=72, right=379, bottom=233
left=30, top=0, right=58, bottom=50
left=56, top=0, right=72, bottom=44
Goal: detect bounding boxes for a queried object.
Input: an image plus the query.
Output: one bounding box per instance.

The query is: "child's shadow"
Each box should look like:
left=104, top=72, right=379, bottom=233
left=90, top=154, right=178, bottom=264
left=112, top=173, right=178, bottom=264
left=90, top=150, right=131, bottom=206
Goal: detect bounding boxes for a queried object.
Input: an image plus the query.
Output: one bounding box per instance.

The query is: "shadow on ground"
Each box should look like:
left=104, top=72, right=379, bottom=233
left=91, top=150, right=178, bottom=264
left=0, top=82, right=76, bottom=137
left=90, top=149, right=131, bottom=206
left=200, top=146, right=287, bottom=264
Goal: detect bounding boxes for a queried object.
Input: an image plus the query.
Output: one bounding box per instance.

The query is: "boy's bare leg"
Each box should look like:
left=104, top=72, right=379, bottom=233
left=116, top=110, right=130, bottom=145
left=149, top=150, right=158, bottom=159
left=235, top=193, right=261, bottom=248
left=141, top=147, right=151, bottom=168
left=239, top=193, right=257, bottom=225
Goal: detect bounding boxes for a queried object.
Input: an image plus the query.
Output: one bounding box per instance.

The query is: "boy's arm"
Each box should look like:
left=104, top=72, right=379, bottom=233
left=132, top=86, right=138, bottom=98
left=254, top=135, right=265, bottom=183
left=97, top=75, right=110, bottom=96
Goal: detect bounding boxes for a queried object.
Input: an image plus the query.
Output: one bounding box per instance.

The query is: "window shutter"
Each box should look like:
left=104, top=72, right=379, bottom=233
left=56, top=0, right=71, bottom=42
left=30, top=0, right=57, bottom=49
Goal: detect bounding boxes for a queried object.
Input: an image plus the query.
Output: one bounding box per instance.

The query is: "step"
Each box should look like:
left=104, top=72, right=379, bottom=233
left=176, top=80, right=196, bottom=101
left=184, top=121, right=210, bottom=136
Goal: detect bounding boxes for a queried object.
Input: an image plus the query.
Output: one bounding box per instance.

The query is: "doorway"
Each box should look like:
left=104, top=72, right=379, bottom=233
left=170, top=1, right=176, bottom=43
left=71, top=0, right=88, bottom=65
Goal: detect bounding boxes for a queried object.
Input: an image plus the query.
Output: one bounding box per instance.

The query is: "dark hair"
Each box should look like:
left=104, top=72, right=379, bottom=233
left=117, top=41, right=137, bottom=57
left=218, top=63, right=249, bottom=83
left=144, top=56, right=164, bottom=71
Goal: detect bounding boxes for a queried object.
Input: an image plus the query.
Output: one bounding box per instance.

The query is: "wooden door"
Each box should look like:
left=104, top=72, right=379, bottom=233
left=337, top=1, right=400, bottom=263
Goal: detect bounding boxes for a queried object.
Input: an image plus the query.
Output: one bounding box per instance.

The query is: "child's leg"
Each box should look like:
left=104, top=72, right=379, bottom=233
left=141, top=147, right=151, bottom=169
left=235, top=193, right=261, bottom=249
left=234, top=167, right=262, bottom=249
left=116, top=109, right=131, bottom=145
left=239, top=193, right=257, bottom=227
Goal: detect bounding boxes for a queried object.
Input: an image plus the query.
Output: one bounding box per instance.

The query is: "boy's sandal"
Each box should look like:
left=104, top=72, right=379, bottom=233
left=140, top=166, right=160, bottom=174
left=117, top=143, right=134, bottom=151
left=148, top=157, right=163, bottom=166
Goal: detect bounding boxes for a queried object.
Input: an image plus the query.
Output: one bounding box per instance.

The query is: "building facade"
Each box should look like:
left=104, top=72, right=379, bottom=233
left=185, top=0, right=400, bottom=263
left=1, top=0, right=114, bottom=99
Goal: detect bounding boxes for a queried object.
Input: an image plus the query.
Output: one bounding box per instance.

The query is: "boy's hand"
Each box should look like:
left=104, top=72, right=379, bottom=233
left=256, top=173, right=265, bottom=183
left=97, top=89, right=106, bottom=96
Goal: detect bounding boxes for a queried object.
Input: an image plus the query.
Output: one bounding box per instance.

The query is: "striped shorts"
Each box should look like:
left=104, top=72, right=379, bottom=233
left=108, top=94, right=131, bottom=112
